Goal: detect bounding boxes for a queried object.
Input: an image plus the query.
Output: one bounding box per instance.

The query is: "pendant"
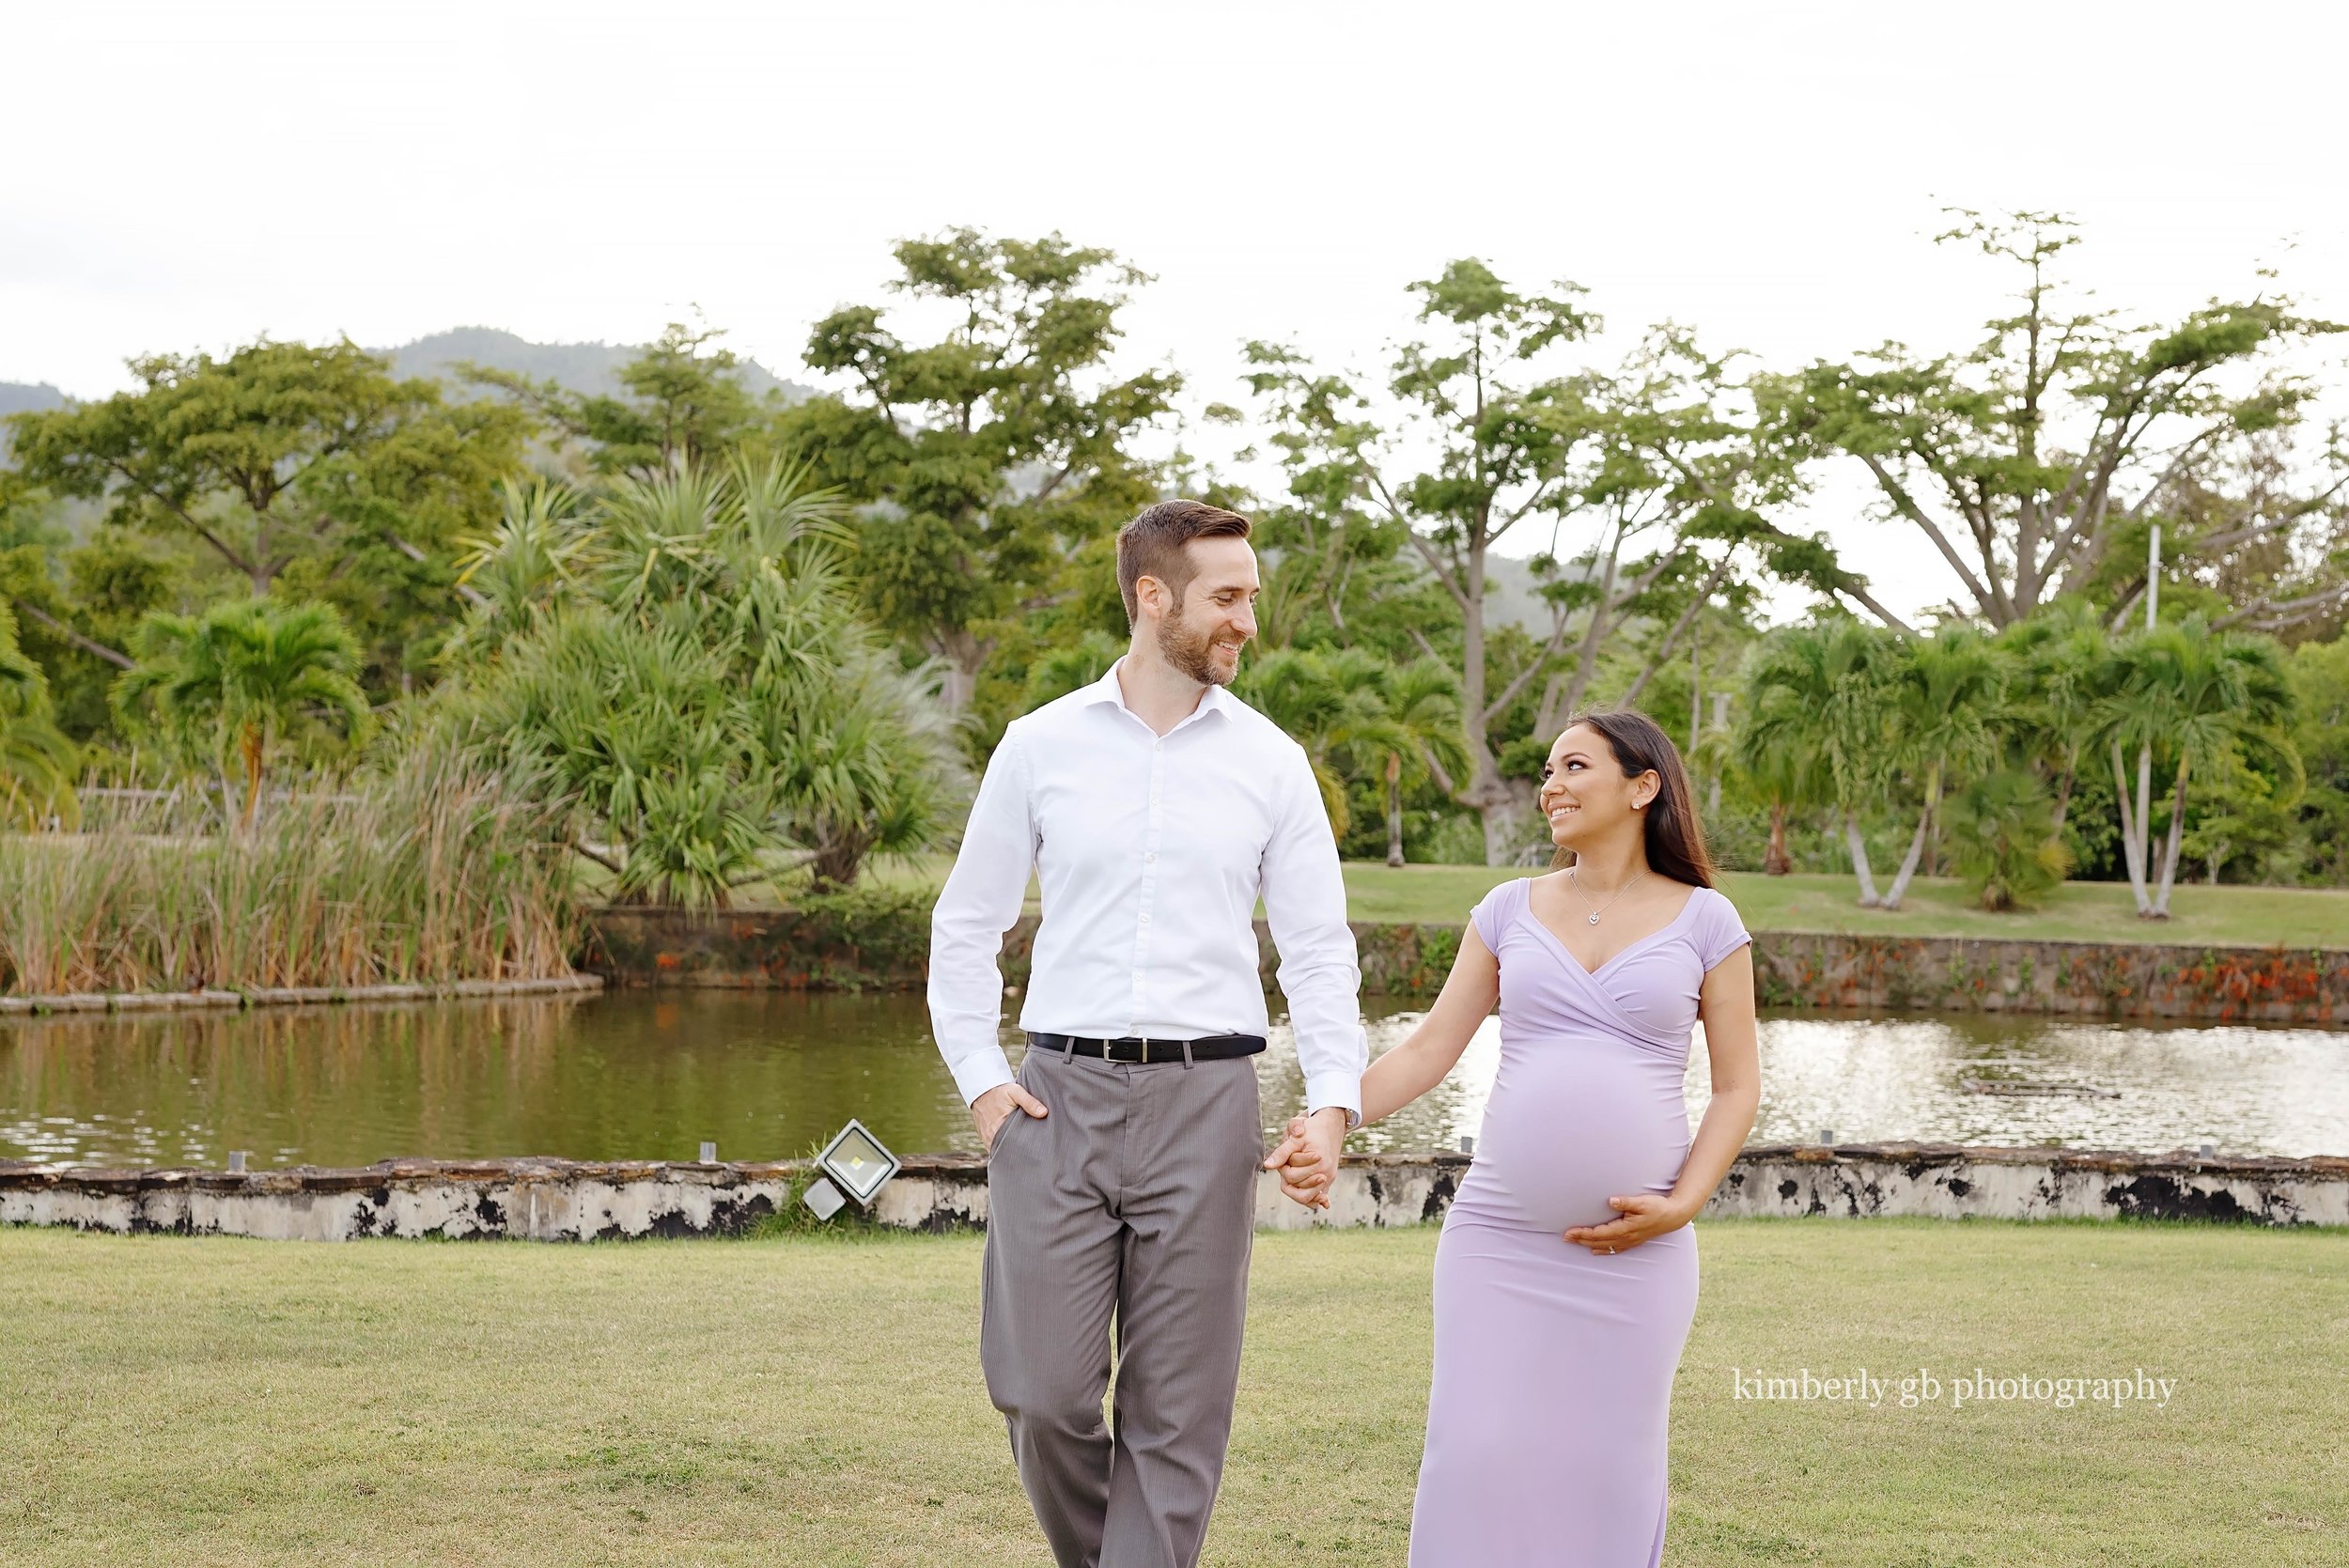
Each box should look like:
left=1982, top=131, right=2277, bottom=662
left=1587, top=913, right=1601, bottom=925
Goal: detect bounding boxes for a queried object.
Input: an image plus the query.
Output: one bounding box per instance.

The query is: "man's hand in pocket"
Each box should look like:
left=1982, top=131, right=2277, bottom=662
left=972, top=1082, right=1049, bottom=1151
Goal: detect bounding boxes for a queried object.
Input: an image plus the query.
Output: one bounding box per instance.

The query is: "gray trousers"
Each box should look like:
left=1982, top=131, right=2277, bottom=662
left=981, top=1041, right=1263, bottom=1568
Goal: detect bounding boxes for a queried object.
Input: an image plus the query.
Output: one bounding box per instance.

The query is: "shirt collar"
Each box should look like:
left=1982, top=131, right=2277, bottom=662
left=1087, top=655, right=1234, bottom=728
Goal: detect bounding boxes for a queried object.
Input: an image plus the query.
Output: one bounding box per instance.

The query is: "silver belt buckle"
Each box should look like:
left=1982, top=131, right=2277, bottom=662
left=1108, top=1035, right=1148, bottom=1063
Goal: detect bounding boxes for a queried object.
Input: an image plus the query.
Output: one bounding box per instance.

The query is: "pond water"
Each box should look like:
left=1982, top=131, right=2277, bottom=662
left=3, top=991, right=2344, bottom=1170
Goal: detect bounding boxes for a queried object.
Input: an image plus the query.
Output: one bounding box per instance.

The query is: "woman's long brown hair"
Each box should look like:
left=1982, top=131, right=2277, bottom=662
left=1547, top=709, right=1719, bottom=889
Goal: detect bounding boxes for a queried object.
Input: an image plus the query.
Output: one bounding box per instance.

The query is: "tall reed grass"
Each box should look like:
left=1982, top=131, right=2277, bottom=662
left=0, top=750, right=584, bottom=996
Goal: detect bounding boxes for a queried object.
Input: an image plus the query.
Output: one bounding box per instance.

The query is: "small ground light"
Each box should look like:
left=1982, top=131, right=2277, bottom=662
left=817, top=1120, right=900, bottom=1206
left=699, top=1141, right=717, bottom=1163
left=227, top=1151, right=247, bottom=1173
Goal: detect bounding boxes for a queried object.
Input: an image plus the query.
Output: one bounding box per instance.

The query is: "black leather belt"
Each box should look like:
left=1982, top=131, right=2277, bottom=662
left=1026, top=1032, right=1266, bottom=1064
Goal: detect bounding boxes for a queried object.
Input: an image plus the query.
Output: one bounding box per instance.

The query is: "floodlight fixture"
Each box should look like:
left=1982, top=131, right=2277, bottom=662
left=815, top=1119, right=900, bottom=1208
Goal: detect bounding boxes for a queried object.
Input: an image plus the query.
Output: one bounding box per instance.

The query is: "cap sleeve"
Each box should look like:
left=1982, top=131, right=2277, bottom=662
left=1467, top=878, right=1521, bottom=953
left=1695, top=887, right=1753, bottom=971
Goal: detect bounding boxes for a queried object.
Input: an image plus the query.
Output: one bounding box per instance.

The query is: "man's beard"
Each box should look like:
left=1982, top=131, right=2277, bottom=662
left=1158, top=613, right=1237, bottom=686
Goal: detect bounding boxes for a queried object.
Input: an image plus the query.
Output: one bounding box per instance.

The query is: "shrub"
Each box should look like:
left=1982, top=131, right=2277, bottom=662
left=1946, top=769, right=2074, bottom=912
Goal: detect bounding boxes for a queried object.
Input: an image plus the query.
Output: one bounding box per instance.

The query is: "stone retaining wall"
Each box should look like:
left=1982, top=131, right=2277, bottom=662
left=1748, top=932, right=2349, bottom=1022
left=0, top=974, right=602, bottom=1015
left=8, top=1143, right=2342, bottom=1241
left=584, top=905, right=2349, bottom=1023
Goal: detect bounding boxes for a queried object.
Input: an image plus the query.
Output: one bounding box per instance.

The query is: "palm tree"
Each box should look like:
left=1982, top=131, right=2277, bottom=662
left=1733, top=692, right=1820, bottom=876
left=459, top=604, right=768, bottom=905
left=1878, top=626, right=2009, bottom=910
left=0, top=603, right=78, bottom=829
left=442, top=455, right=956, bottom=900
left=1997, top=602, right=2108, bottom=835
left=113, top=598, right=371, bottom=827
left=449, top=475, right=588, bottom=655
left=1375, top=657, right=1469, bottom=866
left=757, top=644, right=962, bottom=889
left=2095, top=614, right=2299, bottom=918
left=1236, top=646, right=1371, bottom=837
left=1739, top=619, right=1900, bottom=903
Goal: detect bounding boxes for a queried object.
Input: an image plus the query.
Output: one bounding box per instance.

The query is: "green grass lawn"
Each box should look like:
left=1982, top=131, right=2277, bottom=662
left=844, top=856, right=2349, bottom=949
left=3, top=1219, right=2341, bottom=1566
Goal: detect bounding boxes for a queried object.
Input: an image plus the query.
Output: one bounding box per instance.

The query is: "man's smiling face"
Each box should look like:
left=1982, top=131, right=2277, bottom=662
left=1156, top=536, right=1260, bottom=686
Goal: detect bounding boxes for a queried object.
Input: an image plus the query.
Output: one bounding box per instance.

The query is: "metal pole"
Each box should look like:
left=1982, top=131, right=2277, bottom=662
left=1688, top=621, right=1702, bottom=754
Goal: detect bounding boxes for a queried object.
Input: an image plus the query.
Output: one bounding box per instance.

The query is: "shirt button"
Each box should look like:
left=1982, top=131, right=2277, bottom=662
left=1144, top=852, right=1157, bottom=863
left=1140, top=912, right=1151, bottom=924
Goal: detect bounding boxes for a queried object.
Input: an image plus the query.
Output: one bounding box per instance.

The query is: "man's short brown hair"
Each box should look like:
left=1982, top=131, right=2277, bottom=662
left=1115, top=500, right=1252, bottom=624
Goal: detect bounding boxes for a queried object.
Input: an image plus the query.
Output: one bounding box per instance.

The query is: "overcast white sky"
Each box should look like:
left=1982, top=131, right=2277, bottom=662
left=8, top=0, right=2346, bottom=620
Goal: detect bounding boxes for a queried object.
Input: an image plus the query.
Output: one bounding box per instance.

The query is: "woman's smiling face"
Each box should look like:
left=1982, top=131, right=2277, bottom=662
left=1537, top=722, right=1656, bottom=847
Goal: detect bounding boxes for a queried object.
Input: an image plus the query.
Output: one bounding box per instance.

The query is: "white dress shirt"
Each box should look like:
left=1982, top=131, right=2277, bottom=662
left=928, top=657, right=1368, bottom=1122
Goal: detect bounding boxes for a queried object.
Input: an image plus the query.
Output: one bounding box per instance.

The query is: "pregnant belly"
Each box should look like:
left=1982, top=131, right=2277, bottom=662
left=1462, top=1039, right=1690, bottom=1233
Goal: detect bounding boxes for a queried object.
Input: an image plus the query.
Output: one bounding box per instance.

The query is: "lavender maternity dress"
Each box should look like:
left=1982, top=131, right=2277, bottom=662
left=1408, top=877, right=1751, bottom=1567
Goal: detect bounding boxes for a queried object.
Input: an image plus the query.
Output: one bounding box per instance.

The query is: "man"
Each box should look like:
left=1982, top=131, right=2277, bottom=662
left=927, top=498, right=1366, bottom=1568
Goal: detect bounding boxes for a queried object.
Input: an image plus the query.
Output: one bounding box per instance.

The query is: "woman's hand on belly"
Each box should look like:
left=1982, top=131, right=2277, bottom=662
left=1563, top=1191, right=1699, bottom=1255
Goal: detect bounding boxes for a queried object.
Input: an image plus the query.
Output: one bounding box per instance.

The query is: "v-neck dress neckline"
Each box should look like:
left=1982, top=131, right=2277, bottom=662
left=1519, top=881, right=1702, bottom=980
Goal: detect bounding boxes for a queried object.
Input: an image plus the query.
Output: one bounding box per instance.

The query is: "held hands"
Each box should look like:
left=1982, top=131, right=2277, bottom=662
left=1564, top=1193, right=1696, bottom=1254
left=972, top=1081, right=1048, bottom=1151
left=1262, top=1108, right=1347, bottom=1210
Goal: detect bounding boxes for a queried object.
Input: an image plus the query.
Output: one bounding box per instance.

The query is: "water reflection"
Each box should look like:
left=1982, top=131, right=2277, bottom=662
left=1693, top=1013, right=2349, bottom=1157
left=2, top=993, right=2342, bottom=1170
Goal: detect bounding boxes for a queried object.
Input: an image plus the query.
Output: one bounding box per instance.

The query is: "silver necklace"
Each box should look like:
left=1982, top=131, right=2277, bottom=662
left=1567, top=865, right=1647, bottom=925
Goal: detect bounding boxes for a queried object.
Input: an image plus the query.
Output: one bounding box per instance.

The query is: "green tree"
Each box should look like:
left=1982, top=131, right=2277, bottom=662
left=1732, top=678, right=1827, bottom=877
left=112, top=598, right=373, bottom=827
left=2095, top=614, right=2298, bottom=917
left=0, top=601, right=79, bottom=827
left=1756, top=210, right=2346, bottom=631
left=1240, top=263, right=1586, bottom=862
left=1878, top=626, right=2010, bottom=910
left=1019, top=629, right=1125, bottom=709
left=1229, top=365, right=1423, bottom=657
left=1995, top=602, right=2109, bottom=835
left=443, top=457, right=960, bottom=900
left=1247, top=275, right=1862, bottom=863
left=448, top=476, right=589, bottom=656
left=1, top=531, right=167, bottom=744
left=786, top=230, right=1178, bottom=716
left=2176, top=742, right=2298, bottom=884
left=2287, top=636, right=2349, bottom=884
left=1946, top=769, right=2073, bottom=911
left=463, top=321, right=771, bottom=480
left=1737, top=619, right=1903, bottom=904
left=1234, top=646, right=1395, bottom=839
left=1373, top=657, right=1470, bottom=867
left=6, top=339, right=531, bottom=688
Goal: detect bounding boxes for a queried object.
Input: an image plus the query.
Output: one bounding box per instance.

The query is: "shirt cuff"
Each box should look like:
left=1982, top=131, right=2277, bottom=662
left=1303, top=1073, right=1363, bottom=1132
left=950, top=1048, right=1018, bottom=1106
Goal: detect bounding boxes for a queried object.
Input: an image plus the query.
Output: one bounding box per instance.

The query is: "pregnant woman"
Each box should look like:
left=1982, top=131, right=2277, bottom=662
left=1274, top=709, right=1761, bottom=1565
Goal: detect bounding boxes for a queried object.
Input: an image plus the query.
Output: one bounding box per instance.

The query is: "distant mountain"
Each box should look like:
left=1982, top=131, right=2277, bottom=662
left=0, top=381, right=68, bottom=459
left=0, top=381, right=68, bottom=418
left=381, top=327, right=810, bottom=403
